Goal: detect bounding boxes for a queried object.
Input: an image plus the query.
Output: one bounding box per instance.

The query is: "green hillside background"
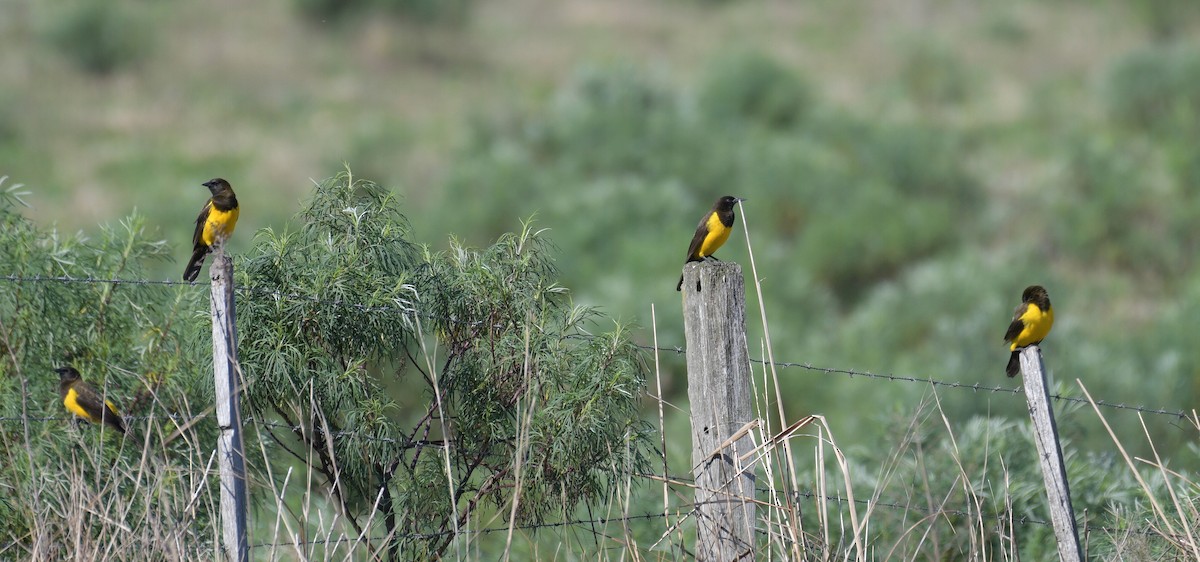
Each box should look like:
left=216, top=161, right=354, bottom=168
left=5, top=0, right=1200, bottom=557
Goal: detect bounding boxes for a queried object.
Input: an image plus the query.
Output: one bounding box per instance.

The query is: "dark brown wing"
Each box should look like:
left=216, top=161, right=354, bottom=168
left=1003, top=302, right=1028, bottom=342
left=192, top=200, right=213, bottom=250
left=75, top=382, right=125, bottom=433
left=71, top=383, right=108, bottom=422
left=684, top=213, right=711, bottom=262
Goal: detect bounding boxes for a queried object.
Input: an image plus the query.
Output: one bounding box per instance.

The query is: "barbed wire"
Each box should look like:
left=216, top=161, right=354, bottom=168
left=248, top=511, right=673, bottom=549
left=235, top=284, right=420, bottom=317
left=629, top=342, right=1194, bottom=420
left=243, top=500, right=1020, bottom=548
left=773, top=488, right=1178, bottom=542
left=773, top=360, right=1192, bottom=419
left=0, top=274, right=193, bottom=287
left=782, top=484, right=1181, bottom=542
left=250, top=418, right=443, bottom=448
left=250, top=533, right=384, bottom=551
left=0, top=412, right=442, bottom=448
left=0, top=273, right=421, bottom=316
left=243, top=484, right=1178, bottom=552
left=639, top=471, right=1045, bottom=529
left=0, top=414, right=192, bottom=423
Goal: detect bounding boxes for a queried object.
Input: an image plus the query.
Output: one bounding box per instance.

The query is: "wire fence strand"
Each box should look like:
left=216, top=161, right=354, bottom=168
left=242, top=482, right=1180, bottom=552
left=630, top=342, right=1194, bottom=420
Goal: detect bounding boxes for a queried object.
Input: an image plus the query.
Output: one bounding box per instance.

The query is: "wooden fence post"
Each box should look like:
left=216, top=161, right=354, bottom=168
left=211, top=249, right=249, bottom=562
left=1019, top=345, right=1081, bottom=562
left=682, top=261, right=756, bottom=561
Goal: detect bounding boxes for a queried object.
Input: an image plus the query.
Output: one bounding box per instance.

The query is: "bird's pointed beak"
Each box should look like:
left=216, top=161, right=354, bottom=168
left=737, top=197, right=747, bottom=202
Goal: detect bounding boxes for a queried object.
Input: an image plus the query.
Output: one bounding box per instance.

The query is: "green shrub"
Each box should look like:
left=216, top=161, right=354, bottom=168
left=1131, top=0, right=1200, bottom=40
left=835, top=121, right=978, bottom=200
left=380, top=0, right=473, bottom=24
left=294, top=0, right=474, bottom=25
left=438, top=65, right=736, bottom=243
left=699, top=50, right=813, bottom=129
left=983, top=9, right=1030, bottom=44
left=1104, top=43, right=1200, bottom=134
left=1048, top=134, right=1184, bottom=275
left=536, top=65, right=722, bottom=184
left=41, top=1, right=151, bottom=75
left=236, top=172, right=653, bottom=557
left=0, top=95, right=19, bottom=146
left=787, top=118, right=981, bottom=301
left=293, top=0, right=357, bottom=21
left=898, top=39, right=974, bottom=108
left=1142, top=274, right=1200, bottom=421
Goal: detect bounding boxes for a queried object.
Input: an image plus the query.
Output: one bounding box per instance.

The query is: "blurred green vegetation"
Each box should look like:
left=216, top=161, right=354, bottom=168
left=1105, top=43, right=1200, bottom=133
left=5, top=0, right=1200, bottom=557
left=294, top=0, right=474, bottom=26
left=37, top=0, right=153, bottom=75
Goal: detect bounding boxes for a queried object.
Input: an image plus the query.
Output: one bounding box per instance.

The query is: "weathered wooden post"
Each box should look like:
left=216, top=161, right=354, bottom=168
left=1019, top=345, right=1081, bottom=562
left=682, top=261, right=756, bottom=561
left=211, top=248, right=248, bottom=562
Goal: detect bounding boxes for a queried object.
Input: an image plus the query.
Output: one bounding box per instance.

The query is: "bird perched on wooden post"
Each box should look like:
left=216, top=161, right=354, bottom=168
left=56, top=366, right=126, bottom=434
left=676, top=195, right=746, bottom=291
left=183, top=178, right=240, bottom=282
left=1003, top=285, right=1054, bottom=377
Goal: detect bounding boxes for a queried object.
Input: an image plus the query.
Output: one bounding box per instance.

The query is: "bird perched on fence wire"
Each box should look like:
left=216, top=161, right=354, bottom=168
left=1003, top=285, right=1054, bottom=377
left=183, top=178, right=240, bottom=282
left=56, top=366, right=126, bottom=434
left=676, top=195, right=746, bottom=292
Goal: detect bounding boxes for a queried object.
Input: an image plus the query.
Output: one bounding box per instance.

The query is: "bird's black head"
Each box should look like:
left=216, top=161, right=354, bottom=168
left=203, top=178, right=231, bottom=195
left=55, top=366, right=80, bottom=383
left=1021, top=285, right=1050, bottom=307
left=715, top=195, right=746, bottom=211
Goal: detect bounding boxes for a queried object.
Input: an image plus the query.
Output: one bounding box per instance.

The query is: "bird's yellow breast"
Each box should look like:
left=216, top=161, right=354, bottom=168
left=697, top=212, right=732, bottom=258
left=202, top=206, right=240, bottom=247
left=63, top=388, right=96, bottom=423
left=1010, top=303, right=1053, bottom=350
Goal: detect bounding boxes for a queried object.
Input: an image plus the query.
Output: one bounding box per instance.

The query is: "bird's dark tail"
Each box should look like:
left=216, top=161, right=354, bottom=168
left=676, top=273, right=684, bottom=292
left=104, top=413, right=126, bottom=435
left=183, top=247, right=207, bottom=282
left=1006, top=350, right=1021, bottom=378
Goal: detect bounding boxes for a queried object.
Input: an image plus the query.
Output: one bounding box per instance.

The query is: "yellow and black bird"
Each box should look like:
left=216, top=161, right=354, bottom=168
left=676, top=195, right=746, bottom=291
left=56, top=366, right=126, bottom=434
left=183, top=178, right=240, bottom=282
left=1003, top=285, right=1054, bottom=377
